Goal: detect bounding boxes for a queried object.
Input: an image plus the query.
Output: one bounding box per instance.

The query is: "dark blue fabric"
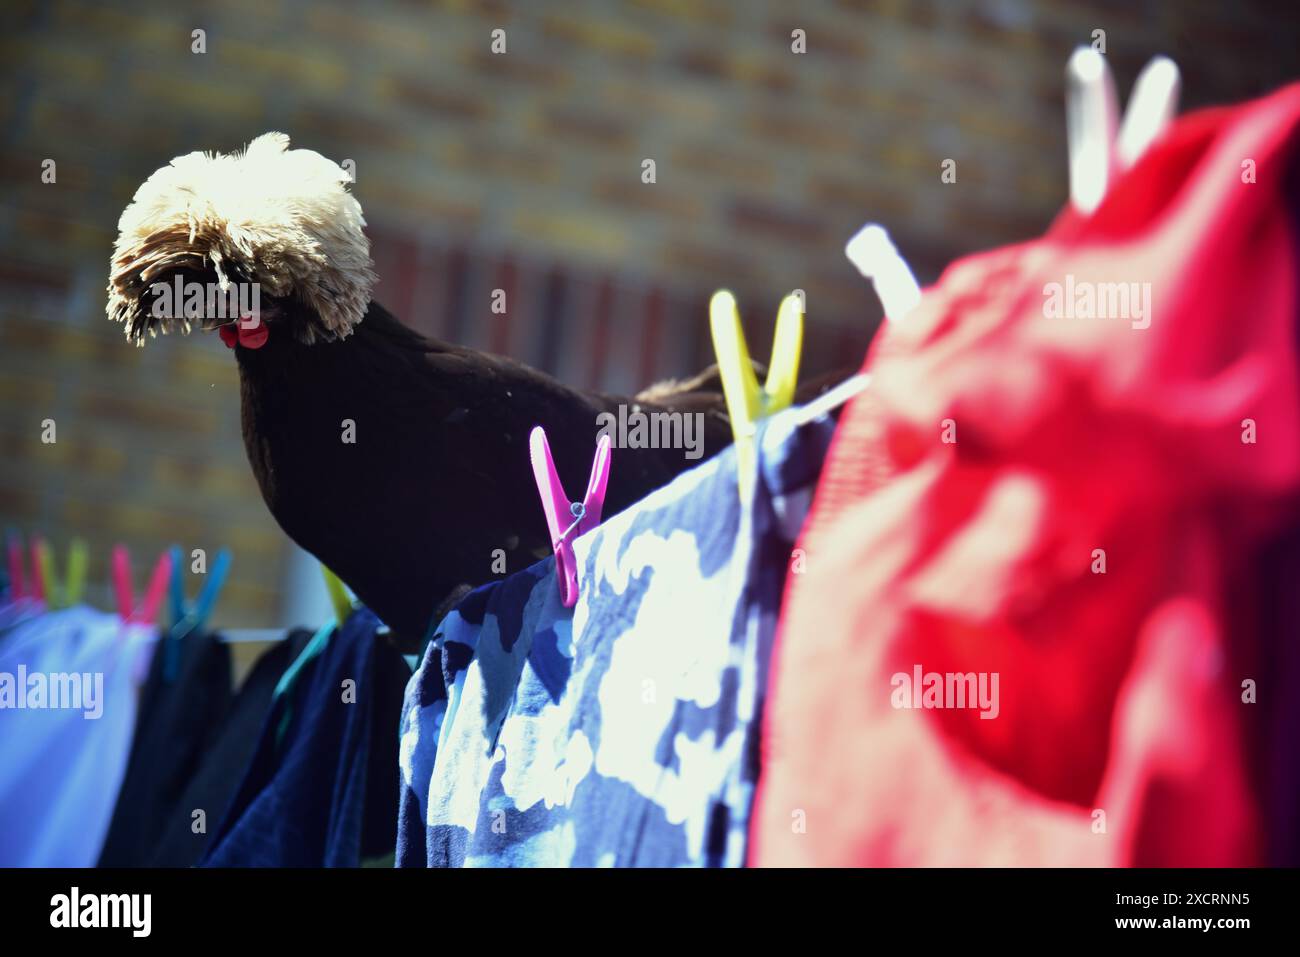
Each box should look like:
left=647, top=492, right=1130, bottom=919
left=397, top=408, right=834, bottom=867
left=98, top=630, right=232, bottom=866
left=147, top=629, right=311, bottom=866
left=200, top=607, right=409, bottom=867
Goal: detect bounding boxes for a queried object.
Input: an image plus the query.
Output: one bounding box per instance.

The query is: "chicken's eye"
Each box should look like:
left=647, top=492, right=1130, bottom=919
left=248, top=301, right=282, bottom=323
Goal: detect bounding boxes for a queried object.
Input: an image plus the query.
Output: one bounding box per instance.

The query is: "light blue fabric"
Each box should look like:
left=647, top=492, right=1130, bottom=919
left=0, top=607, right=157, bottom=865
left=0, top=599, right=45, bottom=639
left=398, top=408, right=833, bottom=867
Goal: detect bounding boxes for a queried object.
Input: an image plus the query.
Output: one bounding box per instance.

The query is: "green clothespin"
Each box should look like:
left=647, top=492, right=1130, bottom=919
left=321, top=565, right=352, bottom=627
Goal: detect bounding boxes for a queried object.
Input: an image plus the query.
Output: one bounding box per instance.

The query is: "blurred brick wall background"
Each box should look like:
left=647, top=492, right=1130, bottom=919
left=1, top=0, right=1296, bottom=626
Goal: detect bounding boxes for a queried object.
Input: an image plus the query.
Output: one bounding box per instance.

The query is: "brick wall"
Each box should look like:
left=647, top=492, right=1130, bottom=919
left=1, top=0, right=1296, bottom=626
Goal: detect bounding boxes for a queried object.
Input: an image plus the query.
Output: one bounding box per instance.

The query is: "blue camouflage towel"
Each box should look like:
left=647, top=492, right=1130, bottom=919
left=397, top=407, right=834, bottom=866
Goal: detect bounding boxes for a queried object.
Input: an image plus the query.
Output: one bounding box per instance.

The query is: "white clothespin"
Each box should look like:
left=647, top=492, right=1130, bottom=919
left=1116, top=56, right=1181, bottom=169
left=788, top=223, right=918, bottom=424
left=845, top=224, right=921, bottom=323
left=1068, top=49, right=1181, bottom=214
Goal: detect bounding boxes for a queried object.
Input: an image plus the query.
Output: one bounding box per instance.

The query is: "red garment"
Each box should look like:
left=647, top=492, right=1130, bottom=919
left=752, top=83, right=1300, bottom=866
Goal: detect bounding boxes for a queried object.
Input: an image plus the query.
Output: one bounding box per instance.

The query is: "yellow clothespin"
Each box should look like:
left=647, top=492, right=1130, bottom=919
left=320, top=565, right=352, bottom=626
left=33, top=536, right=88, bottom=609
left=709, top=289, right=803, bottom=498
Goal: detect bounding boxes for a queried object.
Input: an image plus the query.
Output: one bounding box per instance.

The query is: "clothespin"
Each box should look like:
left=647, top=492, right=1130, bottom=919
left=163, top=545, right=232, bottom=681
left=1067, top=48, right=1181, bottom=214
left=1116, top=56, right=1180, bottom=169
left=29, top=537, right=46, bottom=603
left=845, top=224, right=922, bottom=323
left=530, top=426, right=611, bottom=608
left=111, top=545, right=172, bottom=625
left=803, top=224, right=919, bottom=427
left=266, top=567, right=349, bottom=734
left=320, top=565, right=352, bottom=627
left=272, top=618, right=336, bottom=747
left=1066, top=48, right=1119, bottom=215
left=709, top=290, right=803, bottom=499
left=30, top=536, right=88, bottom=609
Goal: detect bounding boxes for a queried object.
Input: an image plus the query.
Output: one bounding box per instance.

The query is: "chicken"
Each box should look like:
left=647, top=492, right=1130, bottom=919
left=106, top=133, right=794, bottom=636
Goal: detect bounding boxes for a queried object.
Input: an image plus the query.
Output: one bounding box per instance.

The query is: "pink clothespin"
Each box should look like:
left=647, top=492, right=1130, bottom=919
left=111, top=544, right=172, bottom=625
left=136, top=552, right=171, bottom=626
left=29, top=537, right=47, bottom=603
left=529, top=426, right=611, bottom=608
left=112, top=545, right=133, bottom=621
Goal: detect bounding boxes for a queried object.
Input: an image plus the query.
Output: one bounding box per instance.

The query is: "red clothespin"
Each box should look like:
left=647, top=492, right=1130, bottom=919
left=529, top=426, right=611, bottom=608
left=111, top=544, right=172, bottom=625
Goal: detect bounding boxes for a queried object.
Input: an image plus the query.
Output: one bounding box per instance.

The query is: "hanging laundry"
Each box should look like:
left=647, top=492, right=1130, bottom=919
left=1, top=535, right=45, bottom=638
left=751, top=82, right=1300, bottom=867
left=0, top=598, right=44, bottom=641
left=97, top=630, right=234, bottom=867
left=146, top=629, right=313, bottom=867
left=200, top=608, right=411, bottom=867
left=397, top=409, right=834, bottom=867
left=0, top=607, right=157, bottom=866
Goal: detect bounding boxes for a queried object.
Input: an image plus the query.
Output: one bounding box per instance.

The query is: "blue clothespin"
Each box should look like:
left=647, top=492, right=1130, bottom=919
left=163, top=545, right=231, bottom=681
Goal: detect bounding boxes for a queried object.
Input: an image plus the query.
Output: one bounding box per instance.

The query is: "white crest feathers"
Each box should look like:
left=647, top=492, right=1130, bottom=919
left=107, top=132, right=375, bottom=344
